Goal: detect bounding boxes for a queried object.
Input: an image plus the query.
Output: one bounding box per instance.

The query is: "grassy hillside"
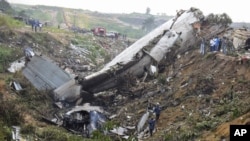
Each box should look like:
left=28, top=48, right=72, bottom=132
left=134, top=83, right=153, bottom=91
left=11, top=4, right=173, bottom=39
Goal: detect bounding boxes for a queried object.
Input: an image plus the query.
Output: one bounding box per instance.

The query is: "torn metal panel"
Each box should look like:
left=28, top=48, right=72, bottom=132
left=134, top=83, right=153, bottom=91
left=233, top=29, right=250, bottom=49
left=12, top=126, right=21, bottom=141
left=62, top=104, right=106, bottom=136
left=79, top=8, right=204, bottom=93
left=11, top=81, right=22, bottom=91
left=80, top=8, right=204, bottom=93
left=110, top=127, right=128, bottom=136
left=137, top=111, right=149, bottom=133
left=53, top=79, right=82, bottom=103
left=102, top=8, right=203, bottom=70
left=22, top=55, right=72, bottom=90
left=24, top=47, right=35, bottom=58
left=81, top=31, right=180, bottom=93
left=66, top=103, right=104, bottom=115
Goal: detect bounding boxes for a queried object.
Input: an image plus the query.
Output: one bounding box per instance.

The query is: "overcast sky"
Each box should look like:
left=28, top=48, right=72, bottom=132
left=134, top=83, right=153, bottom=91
left=7, top=0, right=250, bottom=22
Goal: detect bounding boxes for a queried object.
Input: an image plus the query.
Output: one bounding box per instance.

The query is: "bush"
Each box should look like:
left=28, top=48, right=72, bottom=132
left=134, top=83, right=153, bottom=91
left=195, top=121, right=213, bottom=131
left=0, top=100, right=24, bottom=126
left=0, top=124, right=12, bottom=141
left=37, top=127, right=84, bottom=141
left=21, top=124, right=36, bottom=135
left=92, top=130, right=111, bottom=141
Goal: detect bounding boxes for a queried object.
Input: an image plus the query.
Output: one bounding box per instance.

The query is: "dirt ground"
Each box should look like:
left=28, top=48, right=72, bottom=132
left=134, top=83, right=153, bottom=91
left=93, top=48, right=250, bottom=140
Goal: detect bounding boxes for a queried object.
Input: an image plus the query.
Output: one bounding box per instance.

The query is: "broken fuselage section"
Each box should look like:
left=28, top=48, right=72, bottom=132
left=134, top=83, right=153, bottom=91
left=78, top=8, right=204, bottom=94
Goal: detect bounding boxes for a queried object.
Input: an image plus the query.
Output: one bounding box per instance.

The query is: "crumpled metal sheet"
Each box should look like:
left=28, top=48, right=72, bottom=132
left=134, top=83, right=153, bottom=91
left=53, top=79, right=82, bottom=102
left=80, top=8, right=204, bottom=94
left=22, top=55, right=72, bottom=90
left=66, top=103, right=104, bottom=115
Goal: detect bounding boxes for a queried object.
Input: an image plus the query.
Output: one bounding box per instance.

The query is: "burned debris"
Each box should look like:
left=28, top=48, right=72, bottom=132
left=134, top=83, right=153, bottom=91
left=42, top=103, right=107, bottom=138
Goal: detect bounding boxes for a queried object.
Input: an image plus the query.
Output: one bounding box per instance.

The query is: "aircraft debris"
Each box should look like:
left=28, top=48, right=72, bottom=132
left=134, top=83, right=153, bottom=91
left=60, top=103, right=106, bottom=136
left=7, top=57, right=26, bottom=73
left=79, top=7, right=204, bottom=94
left=22, top=55, right=73, bottom=90
left=10, top=80, right=22, bottom=91
left=12, top=126, right=21, bottom=141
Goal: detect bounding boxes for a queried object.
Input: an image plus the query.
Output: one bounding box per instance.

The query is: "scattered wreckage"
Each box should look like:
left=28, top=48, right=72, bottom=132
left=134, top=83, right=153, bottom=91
left=76, top=7, right=204, bottom=96
left=9, top=7, right=205, bottom=104
left=233, top=28, right=250, bottom=50
left=58, top=7, right=205, bottom=138
left=10, top=7, right=209, bottom=138
left=62, top=104, right=106, bottom=136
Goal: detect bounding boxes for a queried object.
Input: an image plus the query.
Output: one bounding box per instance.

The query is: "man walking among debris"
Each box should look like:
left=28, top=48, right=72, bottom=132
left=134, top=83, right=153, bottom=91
left=148, top=118, right=155, bottom=136
left=154, top=102, right=161, bottom=122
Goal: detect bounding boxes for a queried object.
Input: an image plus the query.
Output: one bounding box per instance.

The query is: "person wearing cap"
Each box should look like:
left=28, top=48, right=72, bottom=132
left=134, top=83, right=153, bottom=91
left=154, top=103, right=161, bottom=121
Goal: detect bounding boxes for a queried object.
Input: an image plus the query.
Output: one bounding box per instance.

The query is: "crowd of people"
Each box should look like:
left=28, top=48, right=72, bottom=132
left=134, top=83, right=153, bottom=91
left=26, top=19, right=42, bottom=32
left=200, top=36, right=234, bottom=55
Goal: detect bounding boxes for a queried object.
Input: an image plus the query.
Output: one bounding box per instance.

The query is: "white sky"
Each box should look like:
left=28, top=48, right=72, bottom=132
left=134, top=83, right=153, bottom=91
left=7, top=0, right=250, bottom=22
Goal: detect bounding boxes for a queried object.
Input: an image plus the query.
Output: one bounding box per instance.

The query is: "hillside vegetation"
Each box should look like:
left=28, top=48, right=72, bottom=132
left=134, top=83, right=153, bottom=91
left=11, top=4, right=173, bottom=39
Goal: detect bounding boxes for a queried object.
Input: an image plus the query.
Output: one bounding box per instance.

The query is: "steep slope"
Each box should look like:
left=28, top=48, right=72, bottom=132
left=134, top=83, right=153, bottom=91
left=96, top=47, right=250, bottom=141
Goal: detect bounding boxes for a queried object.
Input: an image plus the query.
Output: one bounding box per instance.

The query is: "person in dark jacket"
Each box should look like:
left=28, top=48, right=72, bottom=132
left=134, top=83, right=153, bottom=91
left=148, top=118, right=155, bottom=136
left=154, top=103, right=161, bottom=121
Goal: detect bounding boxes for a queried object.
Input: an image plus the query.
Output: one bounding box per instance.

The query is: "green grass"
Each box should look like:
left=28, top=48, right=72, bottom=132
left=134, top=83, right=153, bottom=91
left=84, top=16, right=146, bottom=39
left=0, top=15, right=25, bottom=28
left=0, top=124, right=12, bottom=141
left=0, top=45, right=13, bottom=72
left=43, top=26, right=71, bottom=33
left=11, top=4, right=151, bottom=39
left=25, top=8, right=52, bottom=22
left=70, top=34, right=109, bottom=65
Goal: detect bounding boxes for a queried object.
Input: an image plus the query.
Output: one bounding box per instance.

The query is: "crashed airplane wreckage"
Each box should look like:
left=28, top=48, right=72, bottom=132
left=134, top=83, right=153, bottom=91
left=54, top=7, right=204, bottom=103
left=18, top=7, right=205, bottom=138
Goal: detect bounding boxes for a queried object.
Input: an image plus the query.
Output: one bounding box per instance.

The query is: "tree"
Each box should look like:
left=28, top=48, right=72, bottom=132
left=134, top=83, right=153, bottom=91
left=206, top=13, right=232, bottom=26
left=146, top=7, right=151, bottom=15
left=0, top=0, right=13, bottom=15
left=220, top=13, right=232, bottom=25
